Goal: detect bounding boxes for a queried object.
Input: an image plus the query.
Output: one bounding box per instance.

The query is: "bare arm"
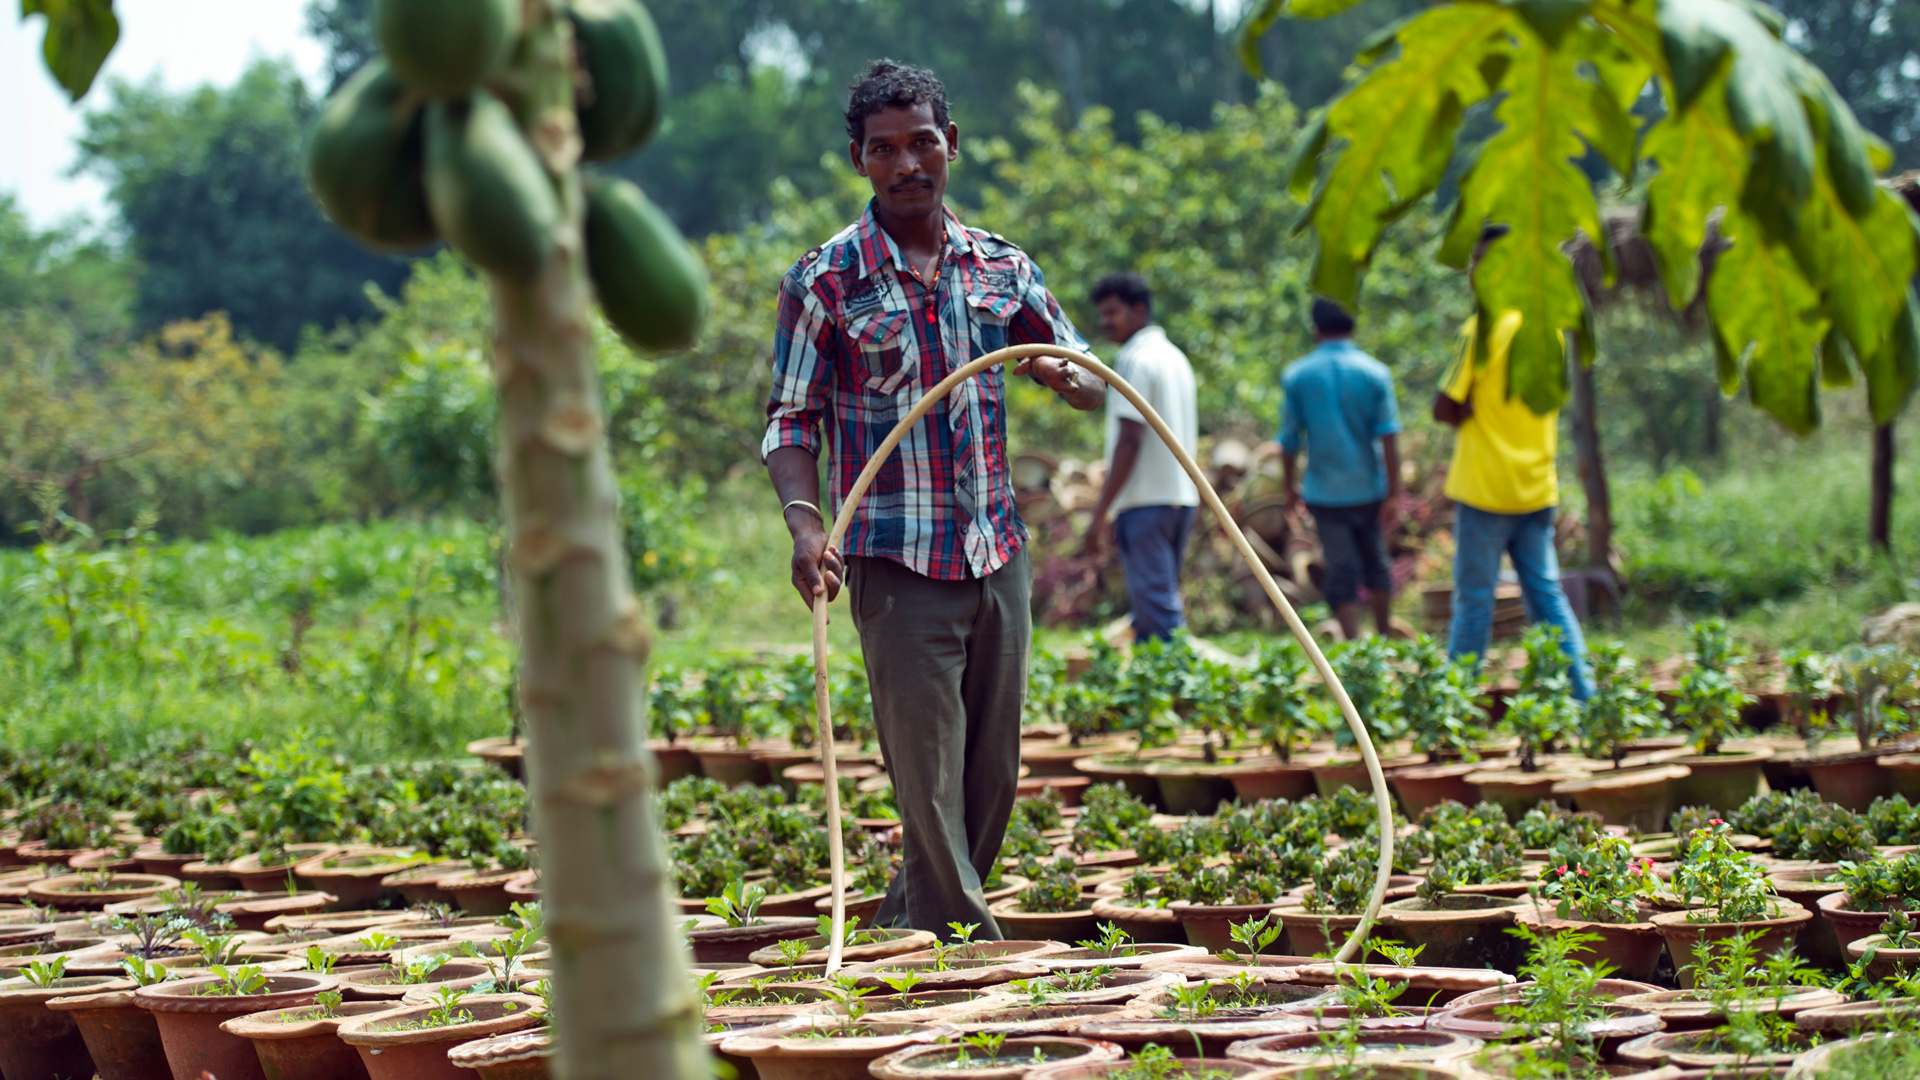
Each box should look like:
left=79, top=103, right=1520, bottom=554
left=1083, top=419, right=1145, bottom=556
left=1282, top=449, right=1302, bottom=514
left=1379, top=433, right=1402, bottom=530
left=767, top=446, right=844, bottom=609
left=1432, top=391, right=1472, bottom=427
left=1015, top=355, right=1105, bottom=411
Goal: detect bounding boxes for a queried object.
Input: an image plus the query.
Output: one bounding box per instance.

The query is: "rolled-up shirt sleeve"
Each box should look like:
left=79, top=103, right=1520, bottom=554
left=761, top=270, right=834, bottom=460
left=1008, top=257, right=1089, bottom=351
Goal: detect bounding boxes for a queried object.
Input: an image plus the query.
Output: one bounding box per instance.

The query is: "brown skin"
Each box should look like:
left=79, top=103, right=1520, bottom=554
left=1082, top=296, right=1154, bottom=557
left=1256, top=329, right=1403, bottom=639
left=770, top=102, right=1102, bottom=610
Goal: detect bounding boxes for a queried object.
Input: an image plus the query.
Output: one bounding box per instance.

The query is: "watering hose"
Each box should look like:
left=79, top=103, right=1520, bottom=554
left=810, top=343, right=1394, bottom=974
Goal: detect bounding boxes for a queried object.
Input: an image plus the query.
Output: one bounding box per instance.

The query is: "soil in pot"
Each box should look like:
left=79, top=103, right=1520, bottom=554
left=1222, top=756, right=1317, bottom=804
left=1377, top=894, right=1527, bottom=972
left=1390, top=762, right=1496, bottom=819
left=686, top=918, right=817, bottom=964
left=45, top=978, right=169, bottom=1080
left=337, top=993, right=545, bottom=1080
left=134, top=971, right=337, bottom=1080
left=26, top=872, right=182, bottom=912
left=746, top=928, right=937, bottom=967
left=1664, top=747, right=1773, bottom=813
left=945, top=1003, right=1152, bottom=1036
left=1648, top=902, right=1813, bottom=989
left=221, top=999, right=398, bottom=1080
left=1614, top=1027, right=1806, bottom=1069
left=228, top=844, right=340, bottom=893
left=0, top=973, right=124, bottom=1080
left=716, top=1016, right=952, bottom=1080
left=869, top=1036, right=1122, bottom=1079
left=1223, top=1028, right=1483, bottom=1067
left=333, top=959, right=492, bottom=1002
left=1073, top=1013, right=1321, bottom=1059
left=292, top=847, right=419, bottom=909
left=1552, top=765, right=1691, bottom=833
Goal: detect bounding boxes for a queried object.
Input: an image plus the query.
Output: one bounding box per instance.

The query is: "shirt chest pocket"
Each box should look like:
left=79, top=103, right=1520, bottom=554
left=847, top=308, right=918, bottom=395
left=965, top=289, right=1019, bottom=354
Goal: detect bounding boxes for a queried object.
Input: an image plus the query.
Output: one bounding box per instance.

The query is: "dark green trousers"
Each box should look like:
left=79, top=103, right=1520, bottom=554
left=849, top=548, right=1030, bottom=941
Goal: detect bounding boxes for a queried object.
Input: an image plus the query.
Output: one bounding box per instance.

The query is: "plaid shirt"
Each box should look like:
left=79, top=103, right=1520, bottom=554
left=762, top=202, right=1087, bottom=580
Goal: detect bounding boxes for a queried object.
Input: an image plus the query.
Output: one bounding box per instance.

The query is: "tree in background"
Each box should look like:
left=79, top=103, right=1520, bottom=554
left=1772, top=0, right=1920, bottom=172
left=74, top=61, right=410, bottom=351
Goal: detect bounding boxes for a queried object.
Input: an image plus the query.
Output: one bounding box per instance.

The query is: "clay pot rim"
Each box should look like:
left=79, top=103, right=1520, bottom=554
left=292, top=846, right=422, bottom=879
left=0, top=973, right=125, bottom=1002
left=1224, top=1027, right=1481, bottom=1061
left=1395, top=760, right=1509, bottom=780
left=447, top=1027, right=553, bottom=1067
left=25, top=872, right=181, bottom=894
left=717, top=1015, right=957, bottom=1054
left=1665, top=748, right=1776, bottom=766
left=1551, top=764, right=1692, bottom=795
left=1847, top=933, right=1920, bottom=960
left=1794, top=997, right=1920, bottom=1033
left=216, top=891, right=339, bottom=915
left=337, top=958, right=492, bottom=987
left=219, top=999, right=400, bottom=1038
left=687, top=918, right=816, bottom=941
left=1442, top=978, right=1661, bottom=1012
left=1647, top=901, right=1811, bottom=930
left=1464, top=768, right=1587, bottom=785
left=987, top=899, right=1097, bottom=919
left=1816, top=891, right=1905, bottom=918
left=1620, top=1027, right=1804, bottom=1065
left=133, top=972, right=336, bottom=1013
left=1510, top=906, right=1659, bottom=933
left=1435, top=1000, right=1660, bottom=1040
left=1379, top=895, right=1525, bottom=922
left=1076, top=1016, right=1318, bottom=1040
left=379, top=861, right=472, bottom=887
left=870, top=1036, right=1117, bottom=1077
left=335, top=992, right=545, bottom=1046
left=439, top=868, right=531, bottom=889
left=226, top=844, right=341, bottom=874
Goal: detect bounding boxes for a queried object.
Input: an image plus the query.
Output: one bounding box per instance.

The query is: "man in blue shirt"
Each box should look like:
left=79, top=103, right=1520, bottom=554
left=1259, top=298, right=1403, bottom=639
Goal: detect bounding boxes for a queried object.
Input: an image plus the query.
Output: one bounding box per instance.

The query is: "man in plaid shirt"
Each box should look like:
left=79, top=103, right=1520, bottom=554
left=763, top=60, right=1102, bottom=940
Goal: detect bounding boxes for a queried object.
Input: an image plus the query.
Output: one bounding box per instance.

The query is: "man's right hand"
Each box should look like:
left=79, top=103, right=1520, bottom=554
left=789, top=520, right=844, bottom=610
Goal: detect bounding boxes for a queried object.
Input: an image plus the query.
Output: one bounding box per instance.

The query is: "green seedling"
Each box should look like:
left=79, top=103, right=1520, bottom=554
left=1077, top=921, right=1140, bottom=958
left=314, top=990, right=343, bottom=1017
left=120, top=957, right=171, bottom=987
left=706, top=880, right=767, bottom=928
left=776, top=938, right=812, bottom=968
left=1222, top=914, right=1282, bottom=965
left=880, top=970, right=923, bottom=994
left=22, top=957, right=67, bottom=988
left=357, top=931, right=398, bottom=951
left=182, top=927, right=244, bottom=966
left=302, top=945, right=338, bottom=973
left=423, top=984, right=473, bottom=1027
left=205, top=965, right=268, bottom=996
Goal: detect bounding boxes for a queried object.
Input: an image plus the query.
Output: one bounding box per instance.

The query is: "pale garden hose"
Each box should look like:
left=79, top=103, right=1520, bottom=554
left=809, top=343, right=1394, bottom=973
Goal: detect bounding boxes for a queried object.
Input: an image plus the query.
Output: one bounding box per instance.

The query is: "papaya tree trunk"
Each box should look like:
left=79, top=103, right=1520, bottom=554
left=1568, top=344, right=1615, bottom=619
left=489, top=4, right=703, bottom=1077
left=1871, top=420, right=1894, bottom=551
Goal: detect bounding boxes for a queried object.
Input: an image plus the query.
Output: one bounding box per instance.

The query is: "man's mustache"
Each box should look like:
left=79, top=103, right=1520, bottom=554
left=891, top=179, right=932, bottom=192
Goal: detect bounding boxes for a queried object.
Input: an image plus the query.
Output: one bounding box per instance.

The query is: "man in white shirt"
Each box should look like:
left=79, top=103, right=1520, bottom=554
left=1081, top=272, right=1200, bottom=642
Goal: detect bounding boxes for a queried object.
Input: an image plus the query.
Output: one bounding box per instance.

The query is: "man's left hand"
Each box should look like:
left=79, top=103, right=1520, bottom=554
left=1013, top=355, right=1078, bottom=394
left=1378, top=496, right=1401, bottom=533
left=1081, top=514, right=1110, bottom=558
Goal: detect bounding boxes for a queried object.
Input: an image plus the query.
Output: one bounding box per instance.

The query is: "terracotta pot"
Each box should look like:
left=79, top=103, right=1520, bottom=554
left=0, top=973, right=123, bottom=1080
left=135, top=972, right=337, bottom=1080
left=870, top=1036, right=1122, bottom=1079
left=220, top=1000, right=398, bottom=1080
left=1648, top=902, right=1814, bottom=988
left=1612, top=985, right=1845, bottom=1034
left=943, top=1002, right=1150, bottom=1036
left=1019, top=775, right=1095, bottom=808
left=1766, top=869, right=1847, bottom=970
left=745, top=928, right=937, bottom=967
left=15, top=841, right=94, bottom=866
left=1377, top=895, right=1527, bottom=972
left=989, top=899, right=1102, bottom=944
left=337, top=993, right=544, bottom=1080
left=292, top=847, right=419, bottom=909
left=1615, top=1028, right=1803, bottom=1069
left=70, top=850, right=143, bottom=872
left=717, top=1016, right=954, bottom=1080
left=1511, top=906, right=1667, bottom=982
left=812, top=888, right=887, bottom=928
left=1221, top=757, right=1317, bottom=804
left=1443, top=977, right=1661, bottom=1013
left=1024, top=1059, right=1283, bottom=1079
left=1310, top=755, right=1425, bottom=799
left=1224, top=1028, right=1483, bottom=1067
left=1274, top=906, right=1374, bottom=961
left=1088, top=897, right=1190, bottom=945
left=1035, top=942, right=1206, bottom=972
left=44, top=980, right=169, bottom=1080
left=646, top=738, right=700, bottom=788
left=1072, top=755, right=1162, bottom=808
left=857, top=988, right=1012, bottom=1024
left=1789, top=1033, right=1917, bottom=1078
left=447, top=1028, right=552, bottom=1079
left=1390, top=761, right=1494, bottom=818
left=1466, top=768, right=1585, bottom=822
left=262, top=910, right=424, bottom=937
left=1147, top=762, right=1240, bottom=816
left=1664, top=747, right=1774, bottom=812
left=218, top=891, right=341, bottom=931
left=1433, top=1000, right=1660, bottom=1054
left=378, top=861, right=471, bottom=907
left=1816, top=892, right=1903, bottom=955
left=26, top=872, right=182, bottom=912
left=175, top=861, right=243, bottom=891
left=1074, top=1013, right=1320, bottom=1058
left=1794, top=996, right=1920, bottom=1035
left=467, top=736, right=527, bottom=780
left=842, top=958, right=1054, bottom=992
left=1169, top=901, right=1288, bottom=953
left=1553, top=765, right=1692, bottom=832
left=1285, top=963, right=1515, bottom=1009
left=228, top=844, right=341, bottom=893
left=1800, top=752, right=1894, bottom=811
left=1846, top=933, right=1920, bottom=982
left=687, top=918, right=817, bottom=964
left=336, top=959, right=492, bottom=1002
left=1015, top=969, right=1179, bottom=1007
left=689, top=741, right=776, bottom=787
left=437, top=868, right=528, bottom=917
left=1023, top=739, right=1129, bottom=779
left=1879, top=753, right=1920, bottom=802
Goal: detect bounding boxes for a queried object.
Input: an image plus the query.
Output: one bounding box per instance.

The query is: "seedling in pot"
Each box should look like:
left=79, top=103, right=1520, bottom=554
left=1160, top=980, right=1218, bottom=1022
left=302, top=945, right=338, bottom=974
left=1221, top=914, right=1281, bottom=965
left=182, top=927, right=245, bottom=966
left=776, top=937, right=811, bottom=969
left=385, top=953, right=450, bottom=984
left=1492, top=923, right=1610, bottom=1074
left=1078, top=921, right=1142, bottom=959
left=411, top=900, right=461, bottom=928
left=201, top=965, right=268, bottom=996
left=120, top=957, right=172, bottom=987
left=824, top=972, right=875, bottom=1024
left=313, top=990, right=343, bottom=1018
left=157, top=883, right=237, bottom=930
left=21, top=957, right=67, bottom=988
left=879, top=970, right=923, bottom=994
left=108, top=912, right=195, bottom=959
left=357, top=931, right=399, bottom=951
left=705, top=879, right=767, bottom=928
left=814, top=913, right=878, bottom=948
left=421, top=984, right=474, bottom=1027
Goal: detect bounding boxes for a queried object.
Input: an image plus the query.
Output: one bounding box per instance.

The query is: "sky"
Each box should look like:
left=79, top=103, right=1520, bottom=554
left=1, top=0, right=329, bottom=232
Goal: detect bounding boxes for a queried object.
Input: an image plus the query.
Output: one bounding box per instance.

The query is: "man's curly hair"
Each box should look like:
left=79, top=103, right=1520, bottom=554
left=845, top=59, right=950, bottom=144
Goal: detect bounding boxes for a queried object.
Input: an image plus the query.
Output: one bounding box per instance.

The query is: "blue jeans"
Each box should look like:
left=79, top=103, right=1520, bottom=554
left=1115, top=505, right=1197, bottom=643
left=1447, top=503, right=1593, bottom=700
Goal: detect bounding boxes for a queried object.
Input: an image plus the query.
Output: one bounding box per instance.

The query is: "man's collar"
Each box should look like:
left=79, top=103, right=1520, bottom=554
left=851, top=199, right=973, bottom=279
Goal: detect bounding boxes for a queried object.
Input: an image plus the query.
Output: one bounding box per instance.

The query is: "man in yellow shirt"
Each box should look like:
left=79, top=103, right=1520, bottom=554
left=1432, top=226, right=1592, bottom=699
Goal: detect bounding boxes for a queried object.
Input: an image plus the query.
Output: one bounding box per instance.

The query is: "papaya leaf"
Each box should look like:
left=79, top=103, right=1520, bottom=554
left=1642, top=84, right=1748, bottom=311
left=1819, top=329, right=1855, bottom=390
left=1298, top=3, right=1516, bottom=305
left=1790, top=179, right=1919, bottom=370
left=1501, top=0, right=1594, bottom=45
left=22, top=0, right=119, bottom=102
left=1707, top=207, right=1829, bottom=434
left=1450, top=21, right=1631, bottom=414
left=1237, top=0, right=1288, bottom=78
left=1866, top=294, right=1920, bottom=426
left=1656, top=0, right=1815, bottom=229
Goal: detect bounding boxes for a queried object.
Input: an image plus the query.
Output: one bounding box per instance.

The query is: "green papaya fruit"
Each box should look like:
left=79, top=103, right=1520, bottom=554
left=584, top=178, right=707, bottom=350
left=424, top=91, right=561, bottom=280
left=568, top=0, right=668, bottom=161
left=305, top=60, right=436, bottom=252
left=374, top=0, right=521, bottom=98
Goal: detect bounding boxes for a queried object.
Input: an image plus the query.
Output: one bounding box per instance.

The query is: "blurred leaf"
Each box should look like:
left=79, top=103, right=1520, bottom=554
left=1707, top=207, right=1829, bottom=434
left=22, top=0, right=119, bottom=102
left=1642, top=82, right=1748, bottom=312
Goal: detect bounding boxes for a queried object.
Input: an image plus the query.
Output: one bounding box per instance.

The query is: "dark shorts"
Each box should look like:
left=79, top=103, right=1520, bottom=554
left=1309, top=501, right=1392, bottom=607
